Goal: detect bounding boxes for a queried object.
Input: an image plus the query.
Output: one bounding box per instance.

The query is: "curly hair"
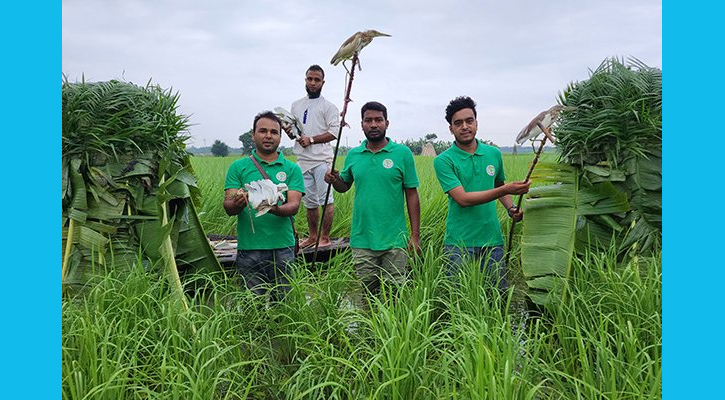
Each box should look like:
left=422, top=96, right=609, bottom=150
left=445, top=96, right=477, bottom=124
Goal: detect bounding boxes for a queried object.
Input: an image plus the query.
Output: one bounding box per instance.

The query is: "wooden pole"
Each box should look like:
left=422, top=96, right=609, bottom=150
left=312, top=53, right=359, bottom=265
left=504, top=122, right=552, bottom=267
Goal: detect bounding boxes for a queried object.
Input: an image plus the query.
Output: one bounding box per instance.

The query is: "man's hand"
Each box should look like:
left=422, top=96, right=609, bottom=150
left=407, top=236, right=421, bottom=256
left=504, top=180, right=531, bottom=196
left=508, top=206, right=524, bottom=222
left=298, top=135, right=313, bottom=147
left=324, top=169, right=340, bottom=184
left=282, top=123, right=295, bottom=140
left=232, top=189, right=248, bottom=209
left=223, top=188, right=248, bottom=216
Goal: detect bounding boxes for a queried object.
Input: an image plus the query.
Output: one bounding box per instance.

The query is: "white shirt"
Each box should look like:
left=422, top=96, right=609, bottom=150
left=290, top=95, right=341, bottom=173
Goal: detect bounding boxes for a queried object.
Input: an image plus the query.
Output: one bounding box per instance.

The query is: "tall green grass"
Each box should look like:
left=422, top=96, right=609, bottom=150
left=63, top=152, right=660, bottom=399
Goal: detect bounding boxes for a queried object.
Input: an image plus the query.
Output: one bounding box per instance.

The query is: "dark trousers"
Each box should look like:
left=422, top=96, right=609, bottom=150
left=443, top=245, right=508, bottom=292
left=236, top=247, right=294, bottom=301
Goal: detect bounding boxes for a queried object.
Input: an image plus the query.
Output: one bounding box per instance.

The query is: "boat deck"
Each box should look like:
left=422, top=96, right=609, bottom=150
left=208, top=235, right=350, bottom=265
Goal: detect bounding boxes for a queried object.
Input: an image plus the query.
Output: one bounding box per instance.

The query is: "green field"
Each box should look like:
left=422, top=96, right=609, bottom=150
left=62, top=153, right=662, bottom=399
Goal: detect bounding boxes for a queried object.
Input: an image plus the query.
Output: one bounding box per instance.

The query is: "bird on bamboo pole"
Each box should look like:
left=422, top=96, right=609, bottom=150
left=504, top=105, right=565, bottom=267
left=310, top=31, right=390, bottom=264
left=330, top=30, right=391, bottom=71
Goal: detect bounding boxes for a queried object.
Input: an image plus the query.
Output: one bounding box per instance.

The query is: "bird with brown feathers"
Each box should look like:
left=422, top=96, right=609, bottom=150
left=330, top=29, right=391, bottom=67
left=515, top=105, right=563, bottom=144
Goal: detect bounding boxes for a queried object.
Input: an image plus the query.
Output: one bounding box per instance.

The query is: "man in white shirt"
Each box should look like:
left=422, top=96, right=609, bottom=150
left=287, top=64, right=341, bottom=247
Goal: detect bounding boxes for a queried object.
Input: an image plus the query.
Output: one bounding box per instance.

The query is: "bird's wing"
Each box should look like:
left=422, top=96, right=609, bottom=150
left=515, top=110, right=548, bottom=144
left=331, top=32, right=363, bottom=65
left=274, top=107, right=302, bottom=138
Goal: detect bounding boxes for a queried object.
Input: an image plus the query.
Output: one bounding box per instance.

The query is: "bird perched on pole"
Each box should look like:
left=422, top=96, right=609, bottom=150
left=515, top=104, right=563, bottom=145
left=504, top=104, right=568, bottom=267
left=330, top=29, right=391, bottom=68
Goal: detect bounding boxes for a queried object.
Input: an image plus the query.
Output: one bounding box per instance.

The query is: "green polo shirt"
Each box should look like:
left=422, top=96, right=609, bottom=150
left=224, top=150, right=304, bottom=250
left=339, top=139, right=419, bottom=250
left=433, top=140, right=506, bottom=248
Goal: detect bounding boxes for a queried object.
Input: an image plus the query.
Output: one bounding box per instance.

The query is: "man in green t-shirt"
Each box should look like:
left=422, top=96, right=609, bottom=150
left=433, top=96, right=530, bottom=291
left=223, top=111, right=304, bottom=300
left=325, top=101, right=420, bottom=307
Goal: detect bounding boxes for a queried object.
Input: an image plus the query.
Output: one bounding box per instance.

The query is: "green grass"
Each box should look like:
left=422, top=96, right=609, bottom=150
left=63, top=152, right=661, bottom=399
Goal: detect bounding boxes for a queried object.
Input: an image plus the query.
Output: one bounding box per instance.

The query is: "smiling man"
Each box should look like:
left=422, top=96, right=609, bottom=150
left=325, top=101, right=420, bottom=309
left=224, top=111, right=304, bottom=301
left=433, top=96, right=530, bottom=292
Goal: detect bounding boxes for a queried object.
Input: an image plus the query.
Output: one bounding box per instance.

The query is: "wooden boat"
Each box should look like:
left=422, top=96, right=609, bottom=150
left=207, top=235, right=350, bottom=267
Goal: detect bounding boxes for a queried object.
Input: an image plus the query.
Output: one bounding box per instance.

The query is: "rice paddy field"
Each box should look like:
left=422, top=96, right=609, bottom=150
left=62, top=153, right=662, bottom=399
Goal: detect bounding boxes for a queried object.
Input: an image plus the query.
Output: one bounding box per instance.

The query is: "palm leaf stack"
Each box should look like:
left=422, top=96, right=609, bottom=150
left=62, top=79, right=221, bottom=299
left=521, top=57, right=662, bottom=305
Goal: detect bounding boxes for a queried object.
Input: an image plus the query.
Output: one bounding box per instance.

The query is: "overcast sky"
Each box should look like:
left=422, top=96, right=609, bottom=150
left=62, top=0, right=661, bottom=149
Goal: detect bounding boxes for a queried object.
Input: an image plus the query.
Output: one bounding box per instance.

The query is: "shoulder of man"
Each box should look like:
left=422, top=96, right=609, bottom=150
left=230, top=156, right=254, bottom=169
left=433, top=148, right=454, bottom=170
left=282, top=156, right=303, bottom=172
left=349, top=143, right=367, bottom=155
left=478, top=140, right=502, bottom=155
left=321, top=96, right=339, bottom=109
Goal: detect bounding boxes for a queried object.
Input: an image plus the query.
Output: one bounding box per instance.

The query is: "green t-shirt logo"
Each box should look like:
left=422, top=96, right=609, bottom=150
left=383, top=159, right=394, bottom=169
left=486, top=165, right=495, bottom=176
left=276, top=171, right=287, bottom=181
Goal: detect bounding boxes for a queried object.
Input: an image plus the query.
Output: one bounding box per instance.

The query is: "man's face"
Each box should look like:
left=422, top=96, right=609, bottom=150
left=449, top=108, right=478, bottom=145
left=253, top=117, right=281, bottom=154
left=305, top=70, right=324, bottom=97
left=361, top=110, right=389, bottom=143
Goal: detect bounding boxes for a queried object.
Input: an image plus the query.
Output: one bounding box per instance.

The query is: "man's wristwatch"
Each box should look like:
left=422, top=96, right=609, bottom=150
left=507, top=205, right=518, bottom=217
left=309, top=136, right=315, bottom=144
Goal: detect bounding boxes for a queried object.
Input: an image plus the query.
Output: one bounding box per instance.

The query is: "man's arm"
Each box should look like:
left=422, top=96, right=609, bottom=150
left=404, top=187, right=421, bottom=252
left=447, top=180, right=530, bottom=208
left=298, top=132, right=337, bottom=147
left=223, top=188, right=247, bottom=216
left=268, top=190, right=302, bottom=217
left=324, top=169, right=352, bottom=193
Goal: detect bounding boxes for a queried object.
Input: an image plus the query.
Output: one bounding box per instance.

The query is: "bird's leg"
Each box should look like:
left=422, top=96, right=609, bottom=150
left=354, top=52, right=362, bottom=71
left=537, top=122, right=556, bottom=143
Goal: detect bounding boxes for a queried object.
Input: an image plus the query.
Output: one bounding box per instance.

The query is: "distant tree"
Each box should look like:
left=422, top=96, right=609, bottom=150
left=402, top=138, right=423, bottom=155
left=433, top=141, right=452, bottom=154
left=402, top=134, right=451, bottom=155
left=238, top=129, right=254, bottom=155
left=211, top=140, right=229, bottom=157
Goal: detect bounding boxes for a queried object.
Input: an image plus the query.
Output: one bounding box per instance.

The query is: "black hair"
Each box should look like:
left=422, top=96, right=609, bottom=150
left=253, top=111, right=282, bottom=132
left=361, top=101, right=388, bottom=120
left=445, top=96, right=477, bottom=124
left=306, top=64, right=325, bottom=79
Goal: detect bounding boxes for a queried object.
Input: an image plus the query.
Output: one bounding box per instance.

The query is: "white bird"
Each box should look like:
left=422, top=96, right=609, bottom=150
left=274, top=107, right=304, bottom=140
left=515, top=105, right=563, bottom=144
left=244, top=179, right=288, bottom=217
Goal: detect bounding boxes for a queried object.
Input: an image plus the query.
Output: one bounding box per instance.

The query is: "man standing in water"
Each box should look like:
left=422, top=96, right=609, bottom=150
left=325, top=101, right=420, bottom=308
left=433, top=96, right=529, bottom=292
left=287, top=64, right=341, bottom=248
left=224, top=111, right=304, bottom=300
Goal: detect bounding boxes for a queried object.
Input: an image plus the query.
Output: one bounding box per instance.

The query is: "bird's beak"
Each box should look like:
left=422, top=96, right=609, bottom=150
left=375, top=32, right=391, bottom=37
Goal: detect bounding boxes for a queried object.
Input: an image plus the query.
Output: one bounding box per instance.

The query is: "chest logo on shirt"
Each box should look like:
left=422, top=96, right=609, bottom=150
left=276, top=171, right=287, bottom=182
left=486, top=165, right=495, bottom=176
left=382, top=159, right=394, bottom=169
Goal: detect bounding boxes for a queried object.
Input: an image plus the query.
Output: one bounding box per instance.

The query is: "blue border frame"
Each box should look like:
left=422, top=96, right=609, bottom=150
left=3, top=3, right=59, bottom=399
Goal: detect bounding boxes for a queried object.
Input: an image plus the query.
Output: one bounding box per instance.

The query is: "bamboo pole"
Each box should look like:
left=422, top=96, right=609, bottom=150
left=312, top=53, right=360, bottom=264
left=504, top=122, right=551, bottom=267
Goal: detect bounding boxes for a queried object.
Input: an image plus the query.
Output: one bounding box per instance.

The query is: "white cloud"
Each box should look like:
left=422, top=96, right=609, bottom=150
left=62, top=0, right=661, bottom=148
